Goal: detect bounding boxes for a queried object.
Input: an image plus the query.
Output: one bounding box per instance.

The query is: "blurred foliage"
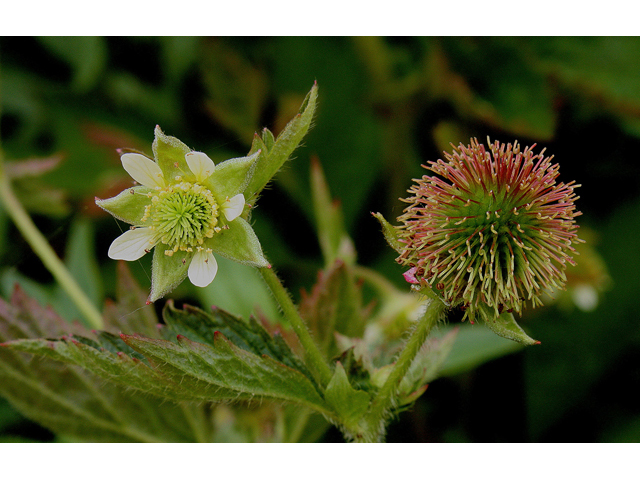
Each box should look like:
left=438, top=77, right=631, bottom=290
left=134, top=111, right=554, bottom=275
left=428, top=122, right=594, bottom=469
left=0, top=37, right=638, bottom=442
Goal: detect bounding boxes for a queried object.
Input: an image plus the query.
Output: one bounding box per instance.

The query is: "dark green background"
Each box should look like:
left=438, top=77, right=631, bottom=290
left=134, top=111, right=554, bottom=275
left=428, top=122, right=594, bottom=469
left=1, top=37, right=638, bottom=442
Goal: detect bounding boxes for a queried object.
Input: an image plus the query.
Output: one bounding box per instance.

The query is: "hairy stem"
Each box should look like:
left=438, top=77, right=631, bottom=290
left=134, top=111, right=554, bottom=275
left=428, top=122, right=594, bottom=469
left=360, top=296, right=446, bottom=441
left=259, top=265, right=333, bottom=388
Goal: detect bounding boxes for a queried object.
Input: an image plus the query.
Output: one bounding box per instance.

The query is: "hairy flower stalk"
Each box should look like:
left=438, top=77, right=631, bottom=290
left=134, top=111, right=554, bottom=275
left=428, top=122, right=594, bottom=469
left=397, top=138, right=582, bottom=324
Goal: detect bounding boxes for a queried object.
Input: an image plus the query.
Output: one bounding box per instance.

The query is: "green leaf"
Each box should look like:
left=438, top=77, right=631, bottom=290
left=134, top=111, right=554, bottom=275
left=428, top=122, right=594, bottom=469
left=437, top=324, right=524, bottom=377
left=57, top=218, right=104, bottom=322
left=324, top=362, right=370, bottom=433
left=159, top=37, right=199, bottom=85
left=37, top=37, right=107, bottom=92
left=1, top=219, right=103, bottom=328
left=368, top=329, right=458, bottom=407
left=0, top=286, right=212, bottom=442
left=200, top=40, right=268, bottom=141
left=2, top=291, right=330, bottom=416
left=244, top=82, right=318, bottom=204
left=161, top=300, right=314, bottom=386
left=310, top=157, right=356, bottom=266
left=529, top=37, right=640, bottom=121
left=121, top=332, right=330, bottom=412
left=300, top=260, right=367, bottom=354
left=484, top=311, right=539, bottom=346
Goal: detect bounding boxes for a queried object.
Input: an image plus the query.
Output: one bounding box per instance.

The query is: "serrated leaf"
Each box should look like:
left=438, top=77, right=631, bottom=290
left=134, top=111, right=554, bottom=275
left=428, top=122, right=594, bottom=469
left=3, top=290, right=330, bottom=416
left=244, top=82, right=318, bottom=204
left=0, top=286, right=213, bottom=442
left=161, top=300, right=314, bottom=386
left=324, top=362, right=370, bottom=433
left=121, top=332, right=330, bottom=413
left=300, top=260, right=367, bottom=355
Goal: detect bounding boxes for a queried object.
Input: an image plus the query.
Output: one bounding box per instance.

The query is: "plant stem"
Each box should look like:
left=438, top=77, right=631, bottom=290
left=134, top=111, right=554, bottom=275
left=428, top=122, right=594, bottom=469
left=0, top=173, right=104, bottom=330
left=361, top=296, right=446, bottom=441
left=259, top=265, right=333, bottom=388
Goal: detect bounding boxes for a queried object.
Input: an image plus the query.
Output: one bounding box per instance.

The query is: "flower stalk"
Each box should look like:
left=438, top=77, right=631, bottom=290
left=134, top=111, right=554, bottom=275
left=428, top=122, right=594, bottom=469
left=258, top=265, right=334, bottom=388
left=358, top=296, right=447, bottom=441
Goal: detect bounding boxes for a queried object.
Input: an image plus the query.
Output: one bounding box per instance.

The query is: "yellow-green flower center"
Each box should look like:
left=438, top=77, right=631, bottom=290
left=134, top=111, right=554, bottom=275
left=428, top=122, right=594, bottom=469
left=142, top=182, right=220, bottom=255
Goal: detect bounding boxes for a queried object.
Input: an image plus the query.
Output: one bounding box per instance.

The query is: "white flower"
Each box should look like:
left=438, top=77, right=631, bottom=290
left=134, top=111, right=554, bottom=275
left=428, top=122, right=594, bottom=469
left=107, top=151, right=245, bottom=288
left=97, top=126, right=267, bottom=303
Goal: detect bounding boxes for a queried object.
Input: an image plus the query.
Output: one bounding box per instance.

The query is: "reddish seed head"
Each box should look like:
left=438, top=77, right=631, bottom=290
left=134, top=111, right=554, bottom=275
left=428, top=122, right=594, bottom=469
left=397, top=137, right=582, bottom=323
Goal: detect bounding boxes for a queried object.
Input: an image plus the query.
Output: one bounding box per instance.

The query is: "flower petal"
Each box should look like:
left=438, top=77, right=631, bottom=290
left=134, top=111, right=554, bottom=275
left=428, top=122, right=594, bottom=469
left=121, top=153, right=165, bottom=189
left=188, top=250, right=218, bottom=287
left=185, top=151, right=215, bottom=183
left=222, top=193, right=245, bottom=222
left=108, top=227, right=157, bottom=261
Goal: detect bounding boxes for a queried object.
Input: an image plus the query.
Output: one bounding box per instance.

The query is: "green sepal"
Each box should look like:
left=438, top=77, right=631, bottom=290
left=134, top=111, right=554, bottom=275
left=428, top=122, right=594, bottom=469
left=148, top=247, right=192, bottom=303
left=152, top=125, right=191, bottom=181
left=248, top=132, right=267, bottom=156
left=325, top=362, right=370, bottom=434
left=244, top=82, right=318, bottom=202
left=95, top=186, right=154, bottom=226
left=483, top=310, right=540, bottom=346
left=208, top=217, right=269, bottom=268
left=372, top=212, right=404, bottom=254
left=206, top=151, right=260, bottom=202
left=261, top=128, right=276, bottom=151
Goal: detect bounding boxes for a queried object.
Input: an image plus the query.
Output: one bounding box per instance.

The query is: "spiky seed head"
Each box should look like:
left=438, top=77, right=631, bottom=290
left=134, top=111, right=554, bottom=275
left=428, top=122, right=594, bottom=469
left=397, top=137, right=583, bottom=323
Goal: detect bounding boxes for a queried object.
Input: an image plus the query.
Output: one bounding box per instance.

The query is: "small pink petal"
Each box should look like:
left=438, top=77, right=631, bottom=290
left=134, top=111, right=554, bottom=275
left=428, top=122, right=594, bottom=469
left=403, top=267, right=420, bottom=284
